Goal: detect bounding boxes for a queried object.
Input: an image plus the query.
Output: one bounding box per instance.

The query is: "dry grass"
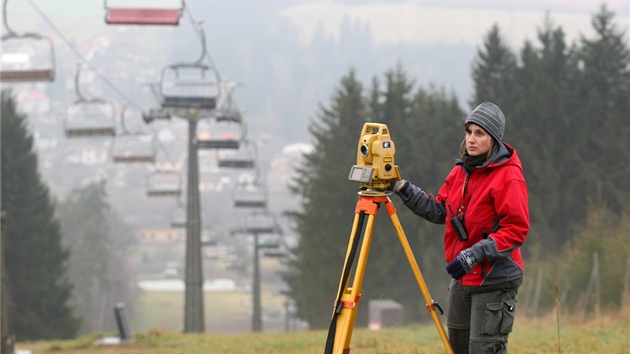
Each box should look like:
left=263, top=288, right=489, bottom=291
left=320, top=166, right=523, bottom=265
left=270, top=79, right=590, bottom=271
left=15, top=309, right=629, bottom=354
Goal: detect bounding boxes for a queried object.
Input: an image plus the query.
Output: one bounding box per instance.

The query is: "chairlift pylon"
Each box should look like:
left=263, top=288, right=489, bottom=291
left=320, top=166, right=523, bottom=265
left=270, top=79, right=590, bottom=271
left=104, top=0, right=184, bottom=26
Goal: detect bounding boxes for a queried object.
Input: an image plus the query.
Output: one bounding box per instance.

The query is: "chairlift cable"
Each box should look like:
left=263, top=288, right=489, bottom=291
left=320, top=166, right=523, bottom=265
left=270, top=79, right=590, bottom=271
left=23, top=0, right=177, bottom=166
left=23, top=0, right=143, bottom=112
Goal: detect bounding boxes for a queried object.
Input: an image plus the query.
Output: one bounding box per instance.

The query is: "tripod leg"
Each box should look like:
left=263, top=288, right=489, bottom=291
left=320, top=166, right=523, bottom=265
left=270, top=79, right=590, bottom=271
left=326, top=197, right=379, bottom=354
left=384, top=197, right=454, bottom=354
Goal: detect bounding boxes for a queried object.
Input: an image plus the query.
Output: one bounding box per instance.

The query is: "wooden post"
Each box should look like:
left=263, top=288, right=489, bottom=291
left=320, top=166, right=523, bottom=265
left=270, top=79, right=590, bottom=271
left=580, top=252, right=600, bottom=320
left=531, top=268, right=544, bottom=316
left=623, top=257, right=630, bottom=303
left=593, top=253, right=601, bottom=318
left=521, top=278, right=534, bottom=316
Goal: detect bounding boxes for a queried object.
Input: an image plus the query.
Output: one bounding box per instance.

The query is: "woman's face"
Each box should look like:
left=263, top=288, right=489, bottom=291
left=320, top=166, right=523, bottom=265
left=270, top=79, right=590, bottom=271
left=465, top=123, right=492, bottom=156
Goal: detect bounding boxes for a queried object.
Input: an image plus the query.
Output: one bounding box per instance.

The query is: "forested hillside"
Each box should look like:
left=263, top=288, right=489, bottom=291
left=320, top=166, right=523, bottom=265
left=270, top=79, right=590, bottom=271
left=286, top=6, right=629, bottom=328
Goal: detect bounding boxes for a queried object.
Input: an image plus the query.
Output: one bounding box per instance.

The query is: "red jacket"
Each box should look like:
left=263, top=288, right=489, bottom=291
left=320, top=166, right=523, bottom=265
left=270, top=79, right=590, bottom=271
left=398, top=143, right=529, bottom=287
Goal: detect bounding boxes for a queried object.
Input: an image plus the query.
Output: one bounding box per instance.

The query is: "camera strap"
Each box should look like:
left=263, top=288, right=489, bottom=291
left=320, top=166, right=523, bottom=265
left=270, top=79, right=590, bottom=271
left=457, top=171, right=487, bottom=220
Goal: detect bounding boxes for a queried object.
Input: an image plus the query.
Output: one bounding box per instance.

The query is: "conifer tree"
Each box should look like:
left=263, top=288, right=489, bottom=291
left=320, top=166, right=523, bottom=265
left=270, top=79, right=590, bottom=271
left=574, top=5, right=630, bottom=213
left=469, top=24, right=518, bottom=108
left=57, top=181, right=136, bottom=335
left=1, top=90, right=79, bottom=340
left=286, top=67, right=464, bottom=328
left=285, top=69, right=368, bottom=329
left=510, top=15, right=580, bottom=252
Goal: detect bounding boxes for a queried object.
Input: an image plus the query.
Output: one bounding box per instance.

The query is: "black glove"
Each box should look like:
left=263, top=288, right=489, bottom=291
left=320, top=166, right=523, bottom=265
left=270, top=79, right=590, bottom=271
left=386, top=179, right=407, bottom=193
left=446, top=247, right=483, bottom=280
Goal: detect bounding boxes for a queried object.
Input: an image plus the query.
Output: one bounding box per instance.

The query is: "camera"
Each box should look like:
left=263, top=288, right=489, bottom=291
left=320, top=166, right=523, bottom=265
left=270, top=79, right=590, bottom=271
left=450, top=215, right=468, bottom=241
left=348, top=123, right=401, bottom=191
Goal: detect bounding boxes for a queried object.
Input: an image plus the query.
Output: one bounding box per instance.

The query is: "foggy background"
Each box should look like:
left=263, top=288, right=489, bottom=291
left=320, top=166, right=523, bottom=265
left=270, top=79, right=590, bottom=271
left=2, top=0, right=628, bottom=334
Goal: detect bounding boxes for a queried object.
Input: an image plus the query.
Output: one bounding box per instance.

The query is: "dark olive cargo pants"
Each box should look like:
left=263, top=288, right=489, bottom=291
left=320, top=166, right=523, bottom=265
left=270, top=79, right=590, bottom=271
left=446, top=279, right=518, bottom=354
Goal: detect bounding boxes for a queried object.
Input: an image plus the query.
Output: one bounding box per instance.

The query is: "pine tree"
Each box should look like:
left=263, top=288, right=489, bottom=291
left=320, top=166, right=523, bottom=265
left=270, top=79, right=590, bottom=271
left=574, top=5, right=630, bottom=213
left=57, top=181, right=136, bottom=335
left=285, top=68, right=368, bottom=329
left=1, top=90, right=80, bottom=340
left=469, top=24, right=518, bottom=108
left=510, top=15, right=581, bottom=253
left=285, top=66, right=464, bottom=328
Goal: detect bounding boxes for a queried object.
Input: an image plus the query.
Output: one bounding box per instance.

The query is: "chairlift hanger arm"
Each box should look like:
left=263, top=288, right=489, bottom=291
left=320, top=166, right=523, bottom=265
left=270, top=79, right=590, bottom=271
left=2, top=0, right=14, bottom=34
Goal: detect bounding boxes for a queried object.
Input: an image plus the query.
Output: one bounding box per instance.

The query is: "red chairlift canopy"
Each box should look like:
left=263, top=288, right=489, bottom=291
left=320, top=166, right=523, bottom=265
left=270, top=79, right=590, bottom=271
left=104, top=0, right=183, bottom=25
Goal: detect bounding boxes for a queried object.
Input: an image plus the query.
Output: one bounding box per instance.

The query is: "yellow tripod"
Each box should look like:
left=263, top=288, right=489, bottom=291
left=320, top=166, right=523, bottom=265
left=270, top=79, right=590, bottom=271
left=324, top=191, right=453, bottom=354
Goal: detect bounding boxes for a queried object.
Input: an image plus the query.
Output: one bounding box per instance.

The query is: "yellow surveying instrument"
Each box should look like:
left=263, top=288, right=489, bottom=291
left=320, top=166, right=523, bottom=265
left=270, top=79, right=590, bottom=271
left=324, top=123, right=453, bottom=354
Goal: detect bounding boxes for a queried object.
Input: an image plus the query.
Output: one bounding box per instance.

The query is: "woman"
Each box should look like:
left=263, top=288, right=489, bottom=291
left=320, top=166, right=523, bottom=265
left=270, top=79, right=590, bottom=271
left=390, top=101, right=529, bottom=353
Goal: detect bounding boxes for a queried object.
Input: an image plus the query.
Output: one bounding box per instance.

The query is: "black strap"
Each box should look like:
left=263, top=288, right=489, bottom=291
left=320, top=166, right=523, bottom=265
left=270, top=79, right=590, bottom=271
left=324, top=211, right=366, bottom=354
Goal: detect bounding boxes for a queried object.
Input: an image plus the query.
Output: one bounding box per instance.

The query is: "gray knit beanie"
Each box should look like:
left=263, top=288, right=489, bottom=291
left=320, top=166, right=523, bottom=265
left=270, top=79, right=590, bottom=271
left=464, top=102, right=505, bottom=143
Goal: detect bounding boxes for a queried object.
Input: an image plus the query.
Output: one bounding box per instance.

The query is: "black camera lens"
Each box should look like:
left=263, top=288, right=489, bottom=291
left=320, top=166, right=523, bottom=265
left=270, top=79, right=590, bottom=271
left=385, top=164, right=392, bottom=171
left=360, top=144, right=369, bottom=157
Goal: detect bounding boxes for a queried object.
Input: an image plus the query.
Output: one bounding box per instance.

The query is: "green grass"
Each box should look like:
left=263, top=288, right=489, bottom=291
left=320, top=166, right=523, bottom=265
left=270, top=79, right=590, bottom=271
left=133, top=287, right=287, bottom=333
left=15, top=311, right=630, bottom=353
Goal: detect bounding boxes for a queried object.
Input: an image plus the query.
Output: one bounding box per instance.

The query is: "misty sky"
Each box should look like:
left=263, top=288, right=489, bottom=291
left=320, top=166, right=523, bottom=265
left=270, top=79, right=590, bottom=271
left=3, top=0, right=629, bottom=141
left=281, top=0, right=629, bottom=47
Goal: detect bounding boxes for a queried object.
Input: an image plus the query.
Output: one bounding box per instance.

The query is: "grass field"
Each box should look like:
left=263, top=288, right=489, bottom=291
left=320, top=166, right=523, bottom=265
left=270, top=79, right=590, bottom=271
left=15, top=309, right=630, bottom=353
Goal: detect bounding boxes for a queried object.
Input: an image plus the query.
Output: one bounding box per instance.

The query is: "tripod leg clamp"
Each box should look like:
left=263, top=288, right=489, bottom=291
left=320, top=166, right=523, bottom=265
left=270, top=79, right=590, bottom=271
left=426, top=300, right=444, bottom=315
left=334, top=294, right=362, bottom=313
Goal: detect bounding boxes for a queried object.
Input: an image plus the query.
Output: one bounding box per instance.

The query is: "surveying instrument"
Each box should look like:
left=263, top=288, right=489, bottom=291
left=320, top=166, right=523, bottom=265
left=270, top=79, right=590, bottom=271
left=324, top=123, right=453, bottom=354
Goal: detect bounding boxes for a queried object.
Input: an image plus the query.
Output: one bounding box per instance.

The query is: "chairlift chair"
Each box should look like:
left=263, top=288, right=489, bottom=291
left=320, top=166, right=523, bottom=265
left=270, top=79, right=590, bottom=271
left=170, top=204, right=186, bottom=228
left=214, top=79, right=244, bottom=123
left=197, top=118, right=246, bottom=150
left=112, top=106, right=156, bottom=163
left=217, top=139, right=256, bottom=169
left=112, top=133, right=156, bottom=163
left=64, top=99, right=116, bottom=138
left=160, top=63, right=220, bottom=110
left=233, top=181, right=267, bottom=209
left=104, top=0, right=183, bottom=25
left=0, top=32, right=55, bottom=83
left=142, top=107, right=171, bottom=124
left=244, top=211, right=280, bottom=235
left=146, top=169, right=183, bottom=197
